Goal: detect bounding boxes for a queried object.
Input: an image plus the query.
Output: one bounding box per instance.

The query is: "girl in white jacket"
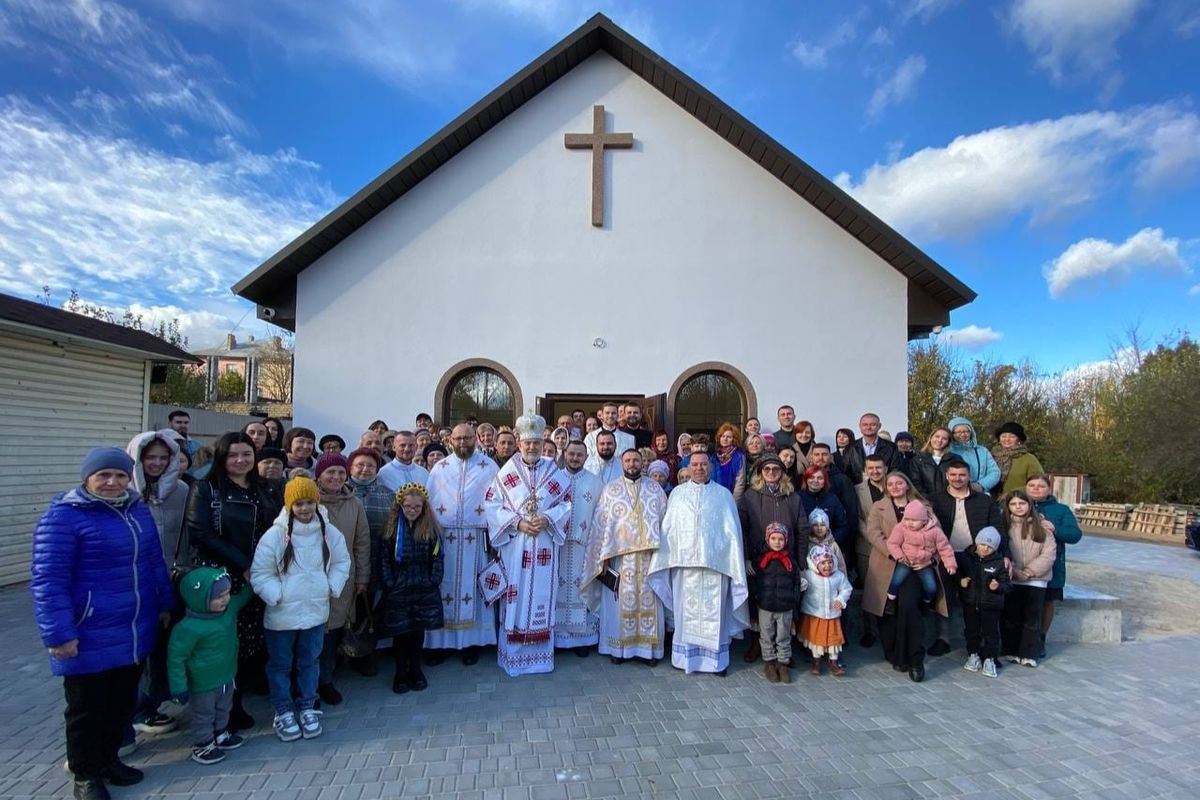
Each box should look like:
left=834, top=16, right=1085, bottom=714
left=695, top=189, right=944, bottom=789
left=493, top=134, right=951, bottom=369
left=799, top=544, right=853, bottom=676
left=251, top=477, right=350, bottom=743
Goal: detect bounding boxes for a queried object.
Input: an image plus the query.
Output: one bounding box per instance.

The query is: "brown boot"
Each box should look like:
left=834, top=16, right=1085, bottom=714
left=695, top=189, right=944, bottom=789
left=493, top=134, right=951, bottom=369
left=829, top=658, right=847, bottom=677
left=764, top=661, right=779, bottom=682
left=777, top=663, right=791, bottom=683
left=810, top=658, right=821, bottom=676
left=744, top=638, right=761, bottom=663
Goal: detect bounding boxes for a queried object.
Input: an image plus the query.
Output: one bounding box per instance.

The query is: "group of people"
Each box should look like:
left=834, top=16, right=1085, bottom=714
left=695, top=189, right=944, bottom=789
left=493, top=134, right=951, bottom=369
left=30, top=402, right=1081, bottom=800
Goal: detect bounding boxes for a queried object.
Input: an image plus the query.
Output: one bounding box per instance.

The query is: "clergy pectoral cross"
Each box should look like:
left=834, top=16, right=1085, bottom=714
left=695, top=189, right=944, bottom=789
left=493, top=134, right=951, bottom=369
left=564, top=104, right=633, bottom=227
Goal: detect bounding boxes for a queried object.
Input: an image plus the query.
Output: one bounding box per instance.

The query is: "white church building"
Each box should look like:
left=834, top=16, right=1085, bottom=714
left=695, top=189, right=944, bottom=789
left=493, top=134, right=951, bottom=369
left=234, top=14, right=974, bottom=440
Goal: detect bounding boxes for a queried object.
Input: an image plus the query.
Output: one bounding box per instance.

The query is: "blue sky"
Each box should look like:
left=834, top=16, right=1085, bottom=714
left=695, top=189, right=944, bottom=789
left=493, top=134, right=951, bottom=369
left=0, top=0, right=1196, bottom=375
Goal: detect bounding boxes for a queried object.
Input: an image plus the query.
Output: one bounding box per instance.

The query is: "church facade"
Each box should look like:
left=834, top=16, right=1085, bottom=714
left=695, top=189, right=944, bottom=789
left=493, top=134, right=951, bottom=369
left=234, top=15, right=974, bottom=440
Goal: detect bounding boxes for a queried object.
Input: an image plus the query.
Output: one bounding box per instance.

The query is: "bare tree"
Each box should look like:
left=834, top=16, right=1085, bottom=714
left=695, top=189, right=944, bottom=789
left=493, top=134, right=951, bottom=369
left=257, top=337, right=294, bottom=403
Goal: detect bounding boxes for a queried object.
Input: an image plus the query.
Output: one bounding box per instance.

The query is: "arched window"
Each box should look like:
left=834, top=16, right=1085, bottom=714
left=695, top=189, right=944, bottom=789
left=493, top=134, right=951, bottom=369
left=443, top=367, right=515, bottom=428
left=673, top=370, right=745, bottom=439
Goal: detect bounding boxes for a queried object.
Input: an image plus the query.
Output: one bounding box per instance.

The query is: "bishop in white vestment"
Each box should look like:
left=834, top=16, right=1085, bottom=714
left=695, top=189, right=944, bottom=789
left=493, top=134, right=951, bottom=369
left=425, top=425, right=500, bottom=659
left=649, top=451, right=749, bottom=674
left=485, top=413, right=572, bottom=677
left=581, top=449, right=667, bottom=663
left=555, top=441, right=602, bottom=651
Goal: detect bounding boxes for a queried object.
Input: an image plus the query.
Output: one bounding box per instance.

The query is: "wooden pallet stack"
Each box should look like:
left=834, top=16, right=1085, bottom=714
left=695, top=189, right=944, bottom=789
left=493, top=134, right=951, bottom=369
left=1076, top=503, right=1130, bottom=530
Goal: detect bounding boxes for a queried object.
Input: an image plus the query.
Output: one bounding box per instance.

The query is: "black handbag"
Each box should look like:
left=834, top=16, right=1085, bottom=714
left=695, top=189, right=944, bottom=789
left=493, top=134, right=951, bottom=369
left=338, top=593, right=376, bottom=658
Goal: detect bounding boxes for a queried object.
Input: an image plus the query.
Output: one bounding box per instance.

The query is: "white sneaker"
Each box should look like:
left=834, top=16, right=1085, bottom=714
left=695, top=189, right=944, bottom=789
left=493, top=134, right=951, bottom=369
left=299, top=709, right=322, bottom=739
left=1020, top=657, right=1039, bottom=668
left=982, top=658, right=999, bottom=678
left=1006, top=655, right=1021, bottom=664
left=274, top=711, right=301, bottom=742
left=964, top=654, right=982, bottom=672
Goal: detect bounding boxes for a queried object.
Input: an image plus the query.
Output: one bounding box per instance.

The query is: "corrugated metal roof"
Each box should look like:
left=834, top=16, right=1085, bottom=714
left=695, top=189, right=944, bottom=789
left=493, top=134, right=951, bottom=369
left=0, top=293, right=198, bottom=363
left=232, top=13, right=975, bottom=326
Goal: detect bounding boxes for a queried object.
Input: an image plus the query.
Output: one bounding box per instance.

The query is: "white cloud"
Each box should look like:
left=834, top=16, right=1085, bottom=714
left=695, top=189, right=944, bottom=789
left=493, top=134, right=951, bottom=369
left=868, top=26, right=893, bottom=46
left=866, top=55, right=926, bottom=119
left=834, top=104, right=1200, bottom=240
left=0, top=97, right=334, bottom=318
left=1189, top=284, right=1200, bottom=296
left=1057, top=345, right=1139, bottom=382
left=164, top=0, right=660, bottom=87
left=903, top=0, right=960, bottom=23
left=790, top=17, right=858, bottom=69
left=938, top=325, right=1003, bottom=349
left=0, top=0, right=245, bottom=133
left=1006, top=0, right=1142, bottom=83
left=1044, top=227, right=1188, bottom=298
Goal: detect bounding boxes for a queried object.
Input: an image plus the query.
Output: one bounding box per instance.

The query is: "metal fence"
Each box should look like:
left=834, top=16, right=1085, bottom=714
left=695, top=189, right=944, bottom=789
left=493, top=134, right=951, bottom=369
left=147, top=404, right=291, bottom=447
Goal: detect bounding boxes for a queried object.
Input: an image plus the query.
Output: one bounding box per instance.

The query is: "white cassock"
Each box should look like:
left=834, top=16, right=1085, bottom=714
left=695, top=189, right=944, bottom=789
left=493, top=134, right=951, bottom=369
left=581, top=476, right=668, bottom=661
left=377, top=459, right=429, bottom=492
left=425, top=450, right=499, bottom=650
left=649, top=479, right=749, bottom=673
left=584, top=454, right=621, bottom=485
left=584, top=427, right=635, bottom=460
left=555, top=468, right=602, bottom=648
left=485, top=455, right=572, bottom=677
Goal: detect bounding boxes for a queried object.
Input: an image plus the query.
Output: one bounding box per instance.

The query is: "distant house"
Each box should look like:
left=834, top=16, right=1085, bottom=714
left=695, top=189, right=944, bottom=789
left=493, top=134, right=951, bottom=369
left=192, top=333, right=293, bottom=404
left=0, top=292, right=197, bottom=586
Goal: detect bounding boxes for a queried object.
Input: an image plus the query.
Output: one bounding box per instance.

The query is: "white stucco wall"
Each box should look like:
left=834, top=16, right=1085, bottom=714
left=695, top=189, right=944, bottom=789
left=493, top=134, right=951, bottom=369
left=294, top=52, right=909, bottom=441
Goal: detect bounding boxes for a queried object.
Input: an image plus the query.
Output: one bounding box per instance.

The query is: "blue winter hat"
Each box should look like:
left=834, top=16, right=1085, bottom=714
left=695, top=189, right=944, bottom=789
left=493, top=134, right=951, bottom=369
left=80, top=447, right=134, bottom=482
left=975, top=527, right=1002, bottom=551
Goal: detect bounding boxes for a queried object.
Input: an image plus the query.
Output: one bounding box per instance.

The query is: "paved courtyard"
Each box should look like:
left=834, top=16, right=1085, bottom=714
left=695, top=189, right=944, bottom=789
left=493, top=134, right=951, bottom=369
left=5, top=537, right=1200, bottom=800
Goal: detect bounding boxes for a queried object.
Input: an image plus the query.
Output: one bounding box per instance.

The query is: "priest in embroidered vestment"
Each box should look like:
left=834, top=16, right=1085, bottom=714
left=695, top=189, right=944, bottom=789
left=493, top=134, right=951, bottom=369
left=555, top=440, right=602, bottom=653
left=485, top=412, right=573, bottom=676
left=581, top=449, right=668, bottom=664
left=425, top=424, right=500, bottom=663
left=649, top=450, right=749, bottom=674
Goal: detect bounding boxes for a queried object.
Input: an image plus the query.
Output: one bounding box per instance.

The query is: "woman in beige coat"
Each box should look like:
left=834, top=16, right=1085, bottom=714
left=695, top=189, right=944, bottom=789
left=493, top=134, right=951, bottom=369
left=313, top=452, right=371, bottom=705
left=862, top=470, right=946, bottom=682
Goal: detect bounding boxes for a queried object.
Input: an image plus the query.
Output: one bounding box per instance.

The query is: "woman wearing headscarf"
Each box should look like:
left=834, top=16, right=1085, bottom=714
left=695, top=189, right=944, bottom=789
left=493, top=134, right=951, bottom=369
left=673, top=433, right=692, bottom=484
left=32, top=448, right=174, bottom=800
left=947, top=416, right=1001, bottom=494
left=652, top=431, right=679, bottom=482
left=992, top=422, right=1044, bottom=497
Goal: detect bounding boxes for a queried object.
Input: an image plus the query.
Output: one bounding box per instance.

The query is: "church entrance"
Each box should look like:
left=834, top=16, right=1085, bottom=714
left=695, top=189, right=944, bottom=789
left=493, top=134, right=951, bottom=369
left=537, top=393, right=666, bottom=435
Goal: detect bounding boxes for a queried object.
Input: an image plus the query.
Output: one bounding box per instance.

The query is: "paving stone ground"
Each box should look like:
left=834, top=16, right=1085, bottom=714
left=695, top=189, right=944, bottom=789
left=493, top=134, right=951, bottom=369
left=5, top=538, right=1200, bottom=800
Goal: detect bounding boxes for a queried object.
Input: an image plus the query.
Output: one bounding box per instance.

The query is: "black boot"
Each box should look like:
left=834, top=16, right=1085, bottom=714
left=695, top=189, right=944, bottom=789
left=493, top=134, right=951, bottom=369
left=73, top=780, right=111, bottom=800
left=227, top=689, right=254, bottom=732
left=392, top=647, right=411, bottom=694
left=462, top=647, right=479, bottom=666
left=100, top=762, right=143, bottom=786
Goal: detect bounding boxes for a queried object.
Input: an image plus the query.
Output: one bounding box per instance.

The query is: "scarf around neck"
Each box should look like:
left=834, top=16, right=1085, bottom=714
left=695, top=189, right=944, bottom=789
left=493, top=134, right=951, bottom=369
left=991, top=443, right=1028, bottom=480
left=759, top=550, right=793, bottom=572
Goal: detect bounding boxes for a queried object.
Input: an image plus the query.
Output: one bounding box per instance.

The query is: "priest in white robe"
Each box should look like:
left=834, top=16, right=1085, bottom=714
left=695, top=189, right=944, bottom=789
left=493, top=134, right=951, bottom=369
left=583, top=402, right=635, bottom=459
left=649, top=450, right=749, bottom=675
left=485, top=412, right=572, bottom=677
left=425, top=424, right=499, bottom=664
left=581, top=449, right=668, bottom=665
left=555, top=441, right=602, bottom=653
left=584, top=429, right=622, bottom=484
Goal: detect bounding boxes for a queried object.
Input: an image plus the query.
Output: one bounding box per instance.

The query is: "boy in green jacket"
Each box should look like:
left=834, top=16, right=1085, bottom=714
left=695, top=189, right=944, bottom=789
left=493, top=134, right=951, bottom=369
left=168, top=567, right=251, bottom=764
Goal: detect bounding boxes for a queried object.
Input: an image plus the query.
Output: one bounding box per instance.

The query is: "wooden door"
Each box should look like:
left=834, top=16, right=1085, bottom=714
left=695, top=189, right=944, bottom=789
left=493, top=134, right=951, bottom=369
left=641, top=393, right=666, bottom=436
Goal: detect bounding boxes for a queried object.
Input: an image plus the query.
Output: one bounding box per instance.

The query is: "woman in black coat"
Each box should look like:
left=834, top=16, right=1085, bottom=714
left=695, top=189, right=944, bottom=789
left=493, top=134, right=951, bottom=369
left=797, top=465, right=850, bottom=551
left=183, top=431, right=281, bottom=730
left=907, top=427, right=965, bottom=498
left=376, top=484, right=444, bottom=694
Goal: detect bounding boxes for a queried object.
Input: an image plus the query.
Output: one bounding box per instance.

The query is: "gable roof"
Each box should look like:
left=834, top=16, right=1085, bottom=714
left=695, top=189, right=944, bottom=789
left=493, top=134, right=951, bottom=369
left=232, top=13, right=975, bottom=334
left=0, top=292, right=199, bottom=363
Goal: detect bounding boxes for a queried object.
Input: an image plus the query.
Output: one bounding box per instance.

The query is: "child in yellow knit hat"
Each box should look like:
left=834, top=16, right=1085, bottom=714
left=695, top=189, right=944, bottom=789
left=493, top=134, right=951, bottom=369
left=250, top=476, right=350, bottom=743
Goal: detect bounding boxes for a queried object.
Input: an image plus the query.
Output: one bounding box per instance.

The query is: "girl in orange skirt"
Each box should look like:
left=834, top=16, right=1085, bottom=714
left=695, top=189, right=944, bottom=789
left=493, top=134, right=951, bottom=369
left=799, top=545, right=853, bottom=676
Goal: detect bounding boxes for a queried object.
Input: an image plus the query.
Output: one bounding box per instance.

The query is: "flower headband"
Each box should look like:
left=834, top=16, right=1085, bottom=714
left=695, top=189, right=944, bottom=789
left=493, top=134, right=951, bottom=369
left=396, top=482, right=429, bottom=501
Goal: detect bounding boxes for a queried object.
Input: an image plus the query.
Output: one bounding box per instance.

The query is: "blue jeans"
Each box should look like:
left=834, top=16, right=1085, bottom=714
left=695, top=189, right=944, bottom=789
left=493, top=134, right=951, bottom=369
left=265, top=625, right=324, bottom=715
left=889, top=563, right=937, bottom=601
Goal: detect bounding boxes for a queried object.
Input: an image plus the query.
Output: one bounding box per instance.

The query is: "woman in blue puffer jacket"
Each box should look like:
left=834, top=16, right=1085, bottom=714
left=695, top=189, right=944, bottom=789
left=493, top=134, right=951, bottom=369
left=947, top=416, right=1001, bottom=494
left=31, top=447, right=173, bottom=800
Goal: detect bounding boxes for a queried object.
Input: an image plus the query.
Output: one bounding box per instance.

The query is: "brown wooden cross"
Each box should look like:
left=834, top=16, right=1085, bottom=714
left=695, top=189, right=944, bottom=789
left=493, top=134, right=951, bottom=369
left=564, top=105, right=633, bottom=227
